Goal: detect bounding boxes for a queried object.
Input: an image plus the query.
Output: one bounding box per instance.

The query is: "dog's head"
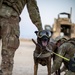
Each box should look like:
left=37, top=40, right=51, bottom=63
left=35, top=30, right=53, bottom=47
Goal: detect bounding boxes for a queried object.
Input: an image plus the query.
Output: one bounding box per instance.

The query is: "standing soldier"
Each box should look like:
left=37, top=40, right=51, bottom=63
left=51, top=38, right=75, bottom=75
left=0, top=0, right=43, bottom=75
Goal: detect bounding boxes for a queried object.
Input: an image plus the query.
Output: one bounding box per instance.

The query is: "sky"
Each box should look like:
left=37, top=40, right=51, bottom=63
left=20, top=0, right=75, bottom=39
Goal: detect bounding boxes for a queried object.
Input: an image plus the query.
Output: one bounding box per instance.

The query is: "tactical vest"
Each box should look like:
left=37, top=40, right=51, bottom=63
left=2, top=0, right=26, bottom=15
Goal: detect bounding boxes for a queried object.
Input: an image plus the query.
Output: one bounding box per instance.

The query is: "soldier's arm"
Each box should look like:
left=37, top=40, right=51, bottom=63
left=51, top=44, right=66, bottom=74
left=51, top=56, right=62, bottom=74
left=26, top=0, right=43, bottom=31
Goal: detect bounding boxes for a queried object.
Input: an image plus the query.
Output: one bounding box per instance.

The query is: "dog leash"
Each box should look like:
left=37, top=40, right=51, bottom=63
left=46, top=47, right=70, bottom=61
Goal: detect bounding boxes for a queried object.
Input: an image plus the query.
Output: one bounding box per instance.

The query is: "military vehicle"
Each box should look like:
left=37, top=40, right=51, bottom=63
left=52, top=8, right=75, bottom=39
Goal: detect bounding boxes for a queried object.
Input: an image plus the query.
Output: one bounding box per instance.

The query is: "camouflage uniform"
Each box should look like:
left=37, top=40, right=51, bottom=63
left=52, top=36, right=67, bottom=75
left=0, top=0, right=42, bottom=75
left=51, top=39, right=75, bottom=75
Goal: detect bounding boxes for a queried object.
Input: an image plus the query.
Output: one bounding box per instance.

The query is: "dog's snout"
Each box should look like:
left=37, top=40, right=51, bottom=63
left=42, top=37, right=48, bottom=41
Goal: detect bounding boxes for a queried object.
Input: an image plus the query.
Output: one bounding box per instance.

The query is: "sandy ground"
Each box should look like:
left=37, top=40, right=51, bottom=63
left=0, top=39, right=64, bottom=75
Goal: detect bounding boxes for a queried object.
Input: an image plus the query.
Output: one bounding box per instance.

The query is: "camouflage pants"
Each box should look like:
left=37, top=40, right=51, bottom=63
left=0, top=16, right=20, bottom=75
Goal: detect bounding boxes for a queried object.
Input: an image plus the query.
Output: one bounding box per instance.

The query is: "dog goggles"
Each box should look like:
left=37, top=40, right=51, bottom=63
left=37, top=30, right=52, bottom=38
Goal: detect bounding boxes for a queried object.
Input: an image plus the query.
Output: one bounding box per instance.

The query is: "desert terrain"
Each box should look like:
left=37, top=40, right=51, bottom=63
left=0, top=39, right=64, bottom=75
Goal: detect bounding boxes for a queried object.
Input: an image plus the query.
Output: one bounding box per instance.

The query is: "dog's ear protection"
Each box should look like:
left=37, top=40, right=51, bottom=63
left=35, top=31, right=38, bottom=35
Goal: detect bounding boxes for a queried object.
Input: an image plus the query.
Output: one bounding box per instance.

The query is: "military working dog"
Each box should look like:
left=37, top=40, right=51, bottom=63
left=32, top=30, right=53, bottom=75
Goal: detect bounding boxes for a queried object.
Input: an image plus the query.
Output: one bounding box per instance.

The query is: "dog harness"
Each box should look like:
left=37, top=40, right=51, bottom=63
left=34, top=51, right=51, bottom=58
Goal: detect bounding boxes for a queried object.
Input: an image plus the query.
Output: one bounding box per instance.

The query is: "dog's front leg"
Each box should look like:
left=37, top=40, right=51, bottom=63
left=47, top=57, right=51, bottom=75
left=34, top=63, right=38, bottom=75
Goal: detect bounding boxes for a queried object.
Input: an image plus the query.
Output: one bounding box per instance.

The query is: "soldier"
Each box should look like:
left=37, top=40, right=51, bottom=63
left=51, top=38, right=75, bottom=75
left=0, top=0, right=43, bottom=75
left=53, top=36, right=67, bottom=75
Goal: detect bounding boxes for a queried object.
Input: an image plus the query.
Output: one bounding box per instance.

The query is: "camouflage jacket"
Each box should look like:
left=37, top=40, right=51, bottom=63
left=0, top=0, right=42, bottom=30
left=51, top=39, right=75, bottom=73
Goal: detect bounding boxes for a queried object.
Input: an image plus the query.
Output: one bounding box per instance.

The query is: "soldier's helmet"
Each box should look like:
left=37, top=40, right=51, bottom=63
left=55, top=33, right=67, bottom=43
